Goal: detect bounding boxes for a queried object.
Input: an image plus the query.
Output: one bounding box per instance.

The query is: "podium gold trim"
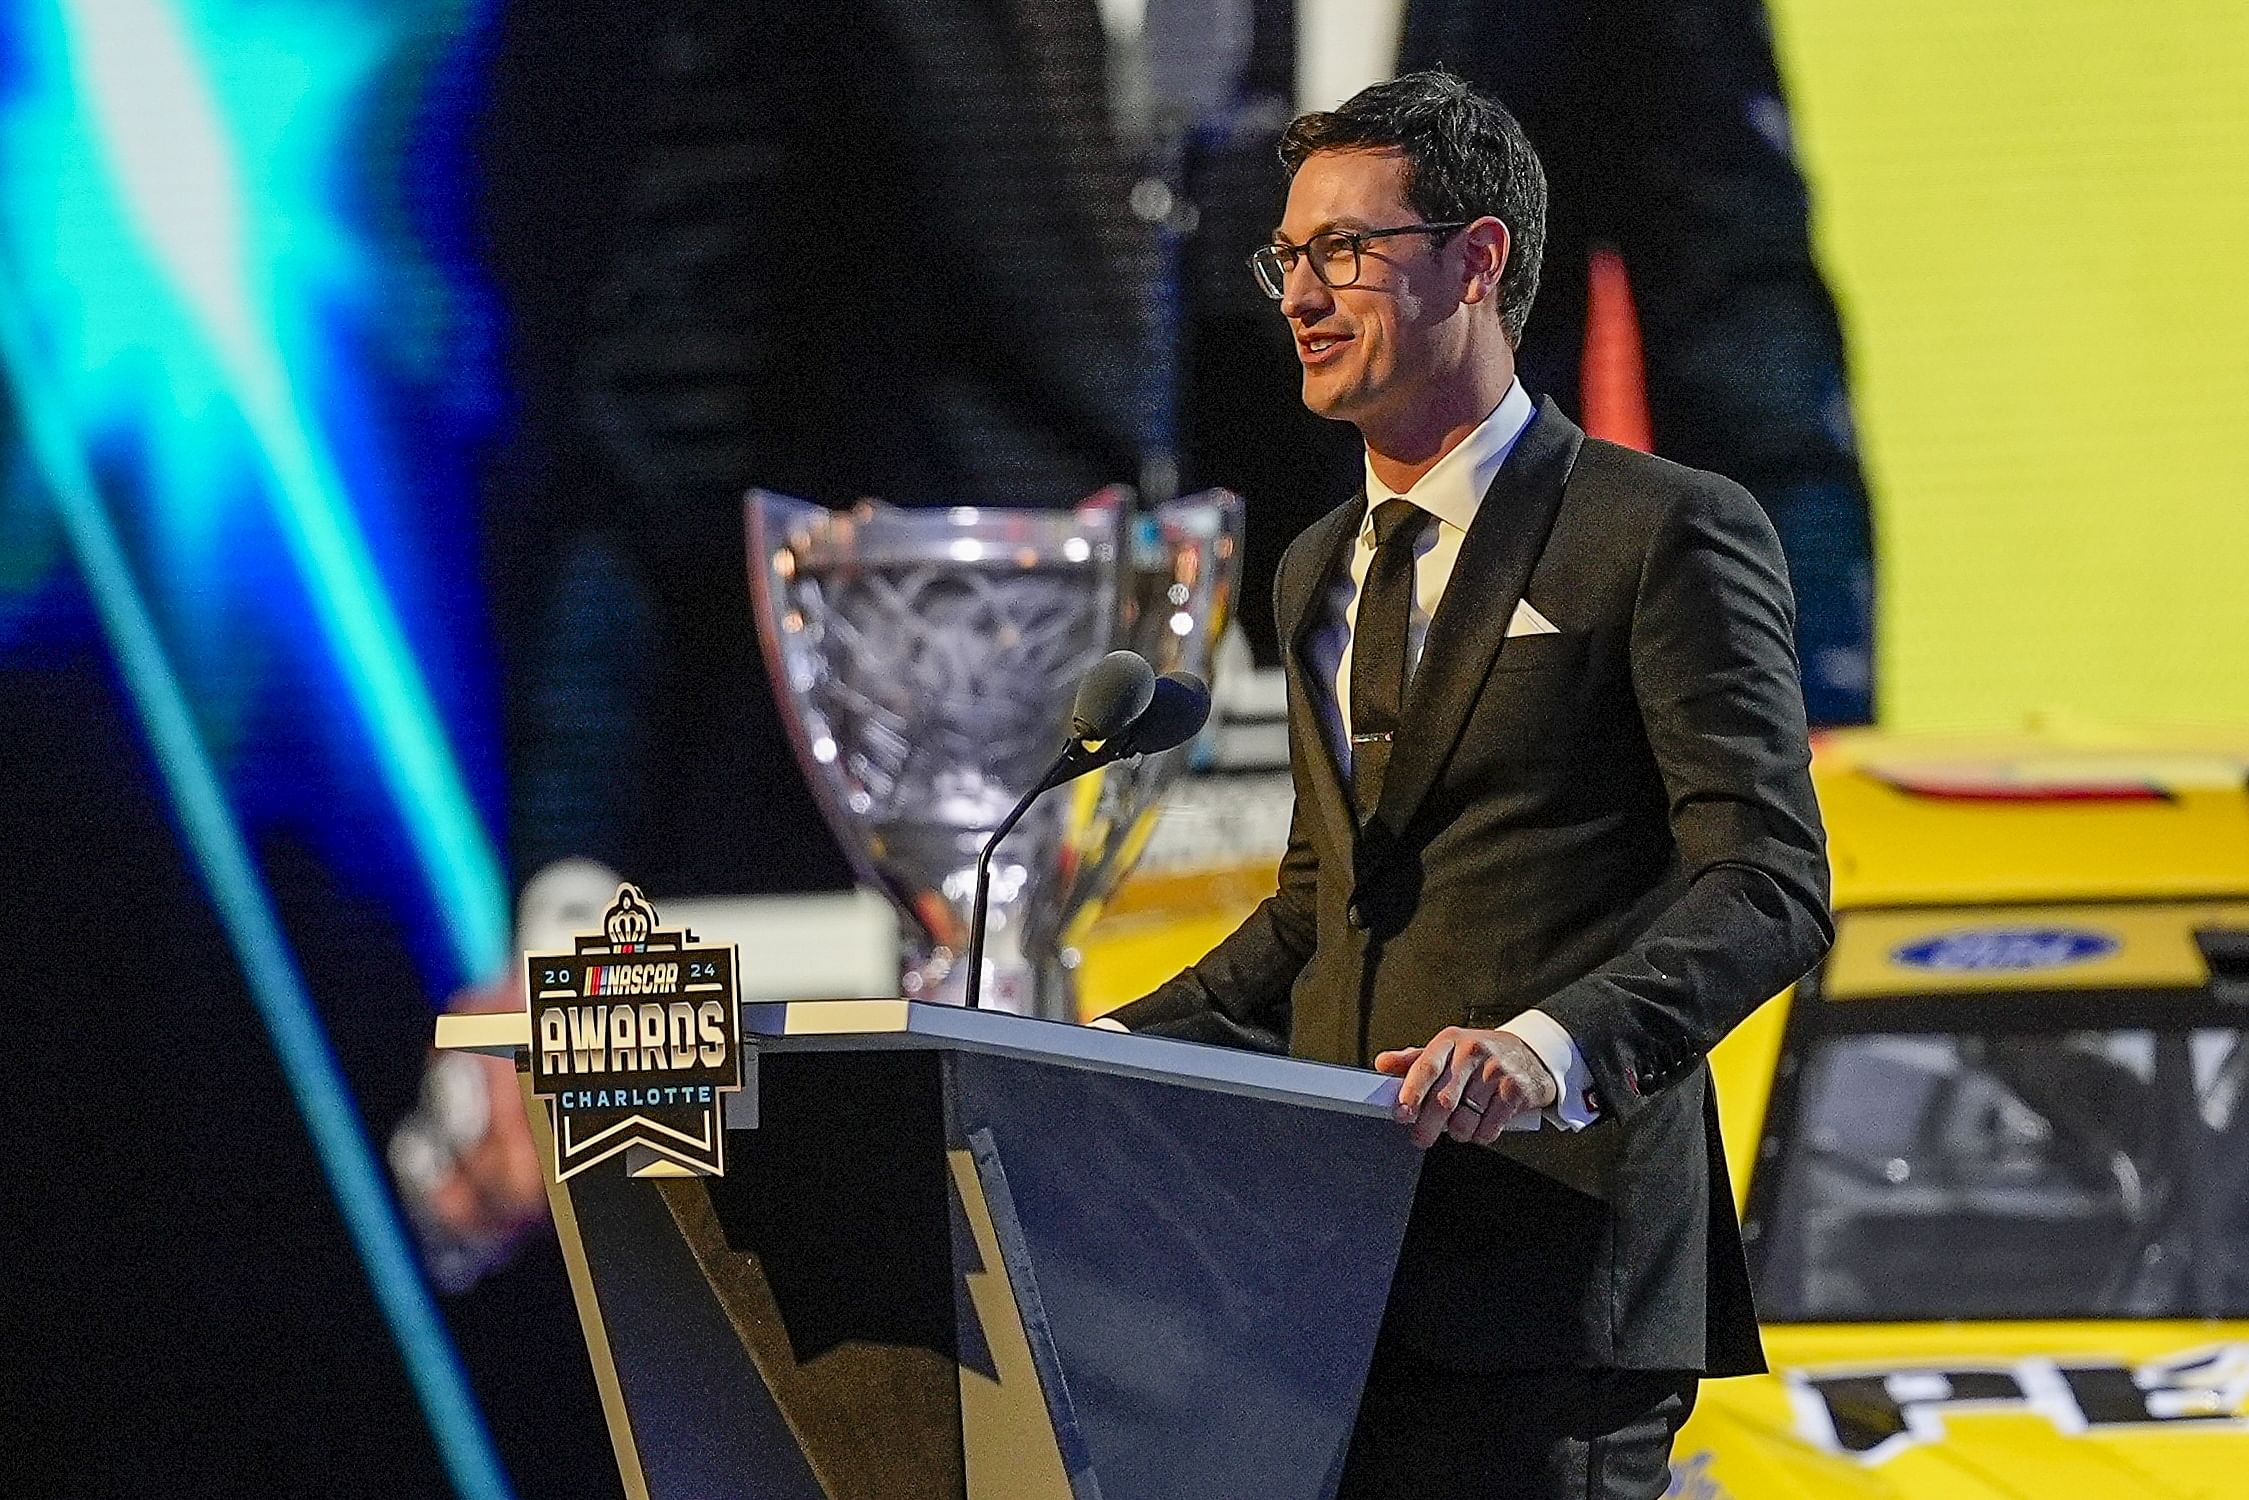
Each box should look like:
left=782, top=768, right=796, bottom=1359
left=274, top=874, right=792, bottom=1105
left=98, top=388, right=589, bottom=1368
left=523, top=1071, right=653, bottom=1500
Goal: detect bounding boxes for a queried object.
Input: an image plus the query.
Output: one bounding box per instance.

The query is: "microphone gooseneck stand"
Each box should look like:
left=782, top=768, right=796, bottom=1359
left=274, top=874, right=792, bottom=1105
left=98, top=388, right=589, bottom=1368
left=961, top=666, right=1212, bottom=1012
left=962, top=652, right=1156, bottom=1010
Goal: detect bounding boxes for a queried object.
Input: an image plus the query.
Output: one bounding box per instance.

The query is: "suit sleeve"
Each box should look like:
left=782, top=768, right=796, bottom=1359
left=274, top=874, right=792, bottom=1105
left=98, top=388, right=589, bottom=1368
left=1104, top=790, right=1314, bottom=1050
left=1107, top=549, right=1323, bottom=1050
left=1536, top=475, right=1833, bottom=1124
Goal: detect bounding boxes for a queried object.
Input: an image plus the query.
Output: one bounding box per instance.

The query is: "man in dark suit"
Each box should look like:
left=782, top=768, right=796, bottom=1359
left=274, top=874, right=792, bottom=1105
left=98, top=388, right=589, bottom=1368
left=1105, top=72, right=1832, bottom=1498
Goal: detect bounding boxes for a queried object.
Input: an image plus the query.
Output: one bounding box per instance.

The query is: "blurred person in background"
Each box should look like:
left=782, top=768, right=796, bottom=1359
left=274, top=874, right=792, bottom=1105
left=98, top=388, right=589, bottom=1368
left=1402, top=0, right=1875, bottom=726
left=397, top=0, right=1181, bottom=1282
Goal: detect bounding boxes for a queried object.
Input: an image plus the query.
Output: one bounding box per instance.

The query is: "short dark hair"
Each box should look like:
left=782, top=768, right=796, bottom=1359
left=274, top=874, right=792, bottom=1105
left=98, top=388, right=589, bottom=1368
left=1279, top=71, right=1547, bottom=346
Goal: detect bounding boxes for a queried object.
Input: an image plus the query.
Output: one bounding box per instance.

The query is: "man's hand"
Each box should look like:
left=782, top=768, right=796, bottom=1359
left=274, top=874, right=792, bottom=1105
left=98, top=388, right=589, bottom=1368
left=389, top=972, right=549, bottom=1290
left=1374, top=1026, right=1559, bottom=1148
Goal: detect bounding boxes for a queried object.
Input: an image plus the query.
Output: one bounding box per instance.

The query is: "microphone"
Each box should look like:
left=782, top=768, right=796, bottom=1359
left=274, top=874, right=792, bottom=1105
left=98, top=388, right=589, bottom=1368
left=1072, top=650, right=1158, bottom=740
left=1123, top=670, right=1213, bottom=754
left=1041, top=670, right=1212, bottom=790
left=963, top=652, right=1162, bottom=1011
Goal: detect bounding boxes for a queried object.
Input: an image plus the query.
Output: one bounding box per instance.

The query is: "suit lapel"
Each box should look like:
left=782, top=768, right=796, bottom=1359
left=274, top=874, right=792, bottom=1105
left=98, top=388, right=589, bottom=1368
left=1370, top=397, right=1585, bottom=837
left=1280, top=494, right=1364, bottom=870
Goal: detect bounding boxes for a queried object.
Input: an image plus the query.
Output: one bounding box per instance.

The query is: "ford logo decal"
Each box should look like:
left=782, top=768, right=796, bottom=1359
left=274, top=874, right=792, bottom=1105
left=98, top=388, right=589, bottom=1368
left=1891, top=927, right=2120, bottom=972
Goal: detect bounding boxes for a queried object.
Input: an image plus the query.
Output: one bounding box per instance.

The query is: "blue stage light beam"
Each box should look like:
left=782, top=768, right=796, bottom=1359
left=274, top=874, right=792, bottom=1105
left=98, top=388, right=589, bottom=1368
left=53, top=0, right=508, bottom=983
left=0, top=279, right=517, bottom=1500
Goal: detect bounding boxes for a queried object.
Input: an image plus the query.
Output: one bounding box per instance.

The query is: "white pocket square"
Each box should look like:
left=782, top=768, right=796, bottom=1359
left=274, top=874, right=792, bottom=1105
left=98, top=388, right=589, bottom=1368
left=1505, top=599, right=1560, bottom=637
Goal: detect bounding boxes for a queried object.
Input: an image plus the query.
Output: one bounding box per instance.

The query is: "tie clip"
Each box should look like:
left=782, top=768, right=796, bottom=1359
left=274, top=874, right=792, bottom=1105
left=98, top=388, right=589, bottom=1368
left=1350, top=731, right=1394, bottom=745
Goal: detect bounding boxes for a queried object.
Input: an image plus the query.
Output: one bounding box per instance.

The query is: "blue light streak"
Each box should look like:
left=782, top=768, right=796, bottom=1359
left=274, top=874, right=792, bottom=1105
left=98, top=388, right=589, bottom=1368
left=0, top=278, right=515, bottom=1500
left=0, top=1, right=518, bottom=1491
left=30, top=0, right=507, bottom=982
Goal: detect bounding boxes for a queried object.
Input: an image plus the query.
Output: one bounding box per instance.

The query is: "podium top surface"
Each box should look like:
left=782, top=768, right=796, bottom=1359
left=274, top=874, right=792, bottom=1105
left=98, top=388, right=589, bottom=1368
left=760, top=999, right=1410, bottom=1118
left=439, top=998, right=1436, bottom=1121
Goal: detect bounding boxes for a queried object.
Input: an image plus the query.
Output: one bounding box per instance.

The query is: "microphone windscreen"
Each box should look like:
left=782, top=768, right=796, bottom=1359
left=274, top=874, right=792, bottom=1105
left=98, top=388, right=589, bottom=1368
left=1071, top=651, right=1157, bottom=739
left=1127, top=672, right=1212, bottom=754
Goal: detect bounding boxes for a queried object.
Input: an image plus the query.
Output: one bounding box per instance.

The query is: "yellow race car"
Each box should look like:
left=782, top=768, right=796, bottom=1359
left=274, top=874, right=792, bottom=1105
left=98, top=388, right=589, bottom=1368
left=1679, top=730, right=2249, bottom=1497
left=1083, top=726, right=2249, bottom=1495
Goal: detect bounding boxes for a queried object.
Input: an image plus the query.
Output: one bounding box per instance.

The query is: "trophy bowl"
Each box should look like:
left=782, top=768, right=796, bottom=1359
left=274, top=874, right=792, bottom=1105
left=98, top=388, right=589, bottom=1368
left=748, top=486, right=1242, bottom=1017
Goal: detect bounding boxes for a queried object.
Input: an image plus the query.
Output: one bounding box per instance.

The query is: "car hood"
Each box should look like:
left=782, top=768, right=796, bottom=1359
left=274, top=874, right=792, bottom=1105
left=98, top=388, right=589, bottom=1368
left=1676, top=1323, right=2249, bottom=1500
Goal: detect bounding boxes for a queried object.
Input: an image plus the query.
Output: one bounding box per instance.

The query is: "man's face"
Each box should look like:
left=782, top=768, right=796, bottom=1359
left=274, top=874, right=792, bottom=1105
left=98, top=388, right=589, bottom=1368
left=1271, top=149, right=1471, bottom=430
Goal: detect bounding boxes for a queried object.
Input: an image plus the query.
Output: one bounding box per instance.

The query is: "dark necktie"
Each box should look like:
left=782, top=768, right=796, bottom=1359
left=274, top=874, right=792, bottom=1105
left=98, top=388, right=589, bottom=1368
left=1350, top=499, right=1433, bottom=815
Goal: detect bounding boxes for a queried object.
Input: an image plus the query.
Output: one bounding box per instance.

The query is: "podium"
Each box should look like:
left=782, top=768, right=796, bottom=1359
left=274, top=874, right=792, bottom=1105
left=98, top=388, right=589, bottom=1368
left=440, top=1000, right=1426, bottom=1500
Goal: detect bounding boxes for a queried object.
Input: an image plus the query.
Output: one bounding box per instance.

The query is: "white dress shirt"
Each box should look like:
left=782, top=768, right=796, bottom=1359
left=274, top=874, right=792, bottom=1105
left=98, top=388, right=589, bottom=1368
left=1303, top=380, right=1599, bottom=1131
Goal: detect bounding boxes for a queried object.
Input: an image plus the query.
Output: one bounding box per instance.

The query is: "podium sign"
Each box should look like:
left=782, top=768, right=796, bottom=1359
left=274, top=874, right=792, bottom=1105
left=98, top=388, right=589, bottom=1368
left=523, top=885, right=743, bottom=1180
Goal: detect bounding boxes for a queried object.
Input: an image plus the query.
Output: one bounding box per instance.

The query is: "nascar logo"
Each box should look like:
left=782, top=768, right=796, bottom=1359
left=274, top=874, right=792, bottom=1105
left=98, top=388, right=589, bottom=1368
left=583, top=960, right=678, bottom=996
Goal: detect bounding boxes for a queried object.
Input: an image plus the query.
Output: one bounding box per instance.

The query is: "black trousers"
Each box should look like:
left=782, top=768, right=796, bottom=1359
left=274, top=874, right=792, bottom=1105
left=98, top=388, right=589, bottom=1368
left=1338, top=1348, right=1698, bottom=1500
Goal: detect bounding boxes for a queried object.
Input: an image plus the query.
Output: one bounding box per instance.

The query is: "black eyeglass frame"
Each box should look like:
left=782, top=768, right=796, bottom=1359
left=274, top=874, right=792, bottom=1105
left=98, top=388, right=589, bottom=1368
left=1246, top=221, right=1474, bottom=300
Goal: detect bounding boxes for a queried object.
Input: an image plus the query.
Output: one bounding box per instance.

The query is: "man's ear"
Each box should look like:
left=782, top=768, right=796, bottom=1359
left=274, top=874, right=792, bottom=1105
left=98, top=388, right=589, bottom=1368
left=1458, top=217, right=1511, bottom=307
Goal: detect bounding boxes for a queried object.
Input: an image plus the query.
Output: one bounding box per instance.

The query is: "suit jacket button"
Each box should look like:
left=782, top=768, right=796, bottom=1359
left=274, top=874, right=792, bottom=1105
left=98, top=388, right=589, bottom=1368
left=1346, top=901, right=1367, bottom=930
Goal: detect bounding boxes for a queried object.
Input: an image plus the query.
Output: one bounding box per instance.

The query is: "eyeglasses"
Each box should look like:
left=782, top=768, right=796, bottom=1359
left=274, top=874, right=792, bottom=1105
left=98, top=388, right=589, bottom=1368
left=1246, top=222, right=1471, bottom=300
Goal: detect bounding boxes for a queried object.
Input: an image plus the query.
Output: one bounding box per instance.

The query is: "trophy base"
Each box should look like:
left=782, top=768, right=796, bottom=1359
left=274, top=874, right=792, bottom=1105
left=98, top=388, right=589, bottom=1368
left=904, top=944, right=1073, bottom=1022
